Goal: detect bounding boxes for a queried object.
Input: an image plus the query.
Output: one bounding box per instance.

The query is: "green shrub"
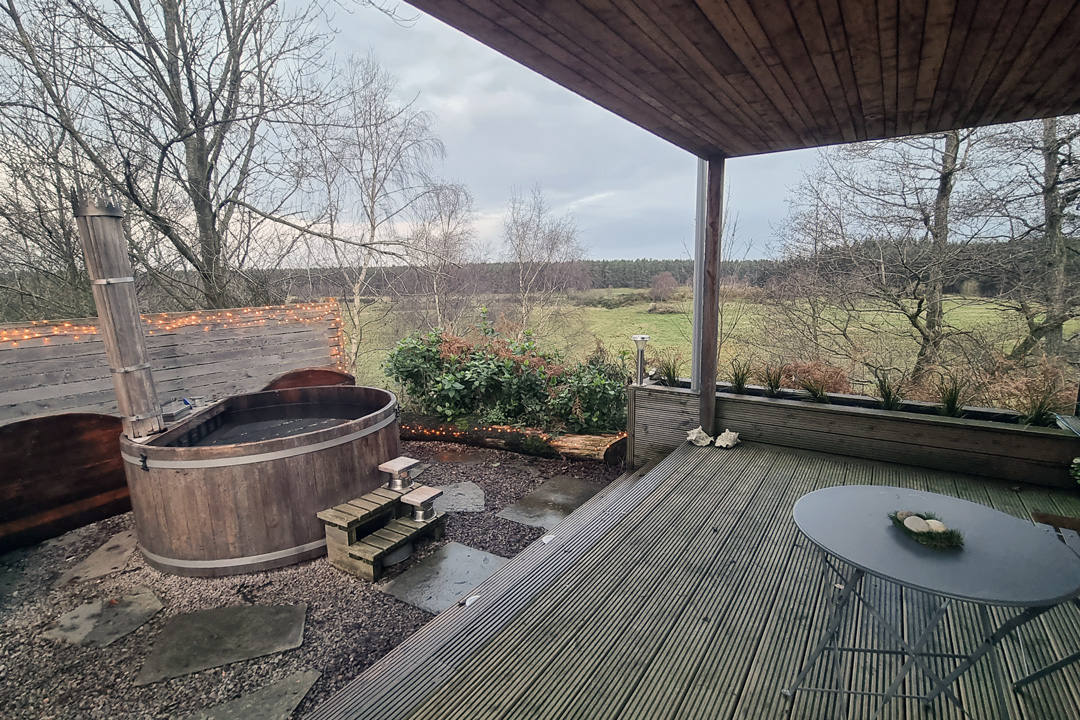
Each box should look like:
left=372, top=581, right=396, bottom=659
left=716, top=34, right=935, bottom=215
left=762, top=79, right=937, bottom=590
left=936, top=373, right=971, bottom=418
left=728, top=358, right=752, bottom=394
left=873, top=369, right=907, bottom=411
left=550, top=345, right=629, bottom=432
left=385, top=320, right=629, bottom=433
left=1014, top=382, right=1066, bottom=427
left=650, top=347, right=685, bottom=387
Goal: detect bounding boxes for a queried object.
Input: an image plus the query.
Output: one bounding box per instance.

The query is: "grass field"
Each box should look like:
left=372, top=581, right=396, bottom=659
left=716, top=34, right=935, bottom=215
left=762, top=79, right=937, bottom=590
left=346, top=290, right=1077, bottom=393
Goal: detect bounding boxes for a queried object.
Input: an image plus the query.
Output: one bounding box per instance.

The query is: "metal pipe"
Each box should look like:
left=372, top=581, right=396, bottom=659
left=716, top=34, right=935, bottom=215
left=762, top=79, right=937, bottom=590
left=690, top=158, right=708, bottom=391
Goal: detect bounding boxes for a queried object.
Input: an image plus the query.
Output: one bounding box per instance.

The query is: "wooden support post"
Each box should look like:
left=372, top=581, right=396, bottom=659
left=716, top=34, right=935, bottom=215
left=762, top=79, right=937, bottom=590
left=695, top=157, right=725, bottom=435
left=72, top=191, right=163, bottom=439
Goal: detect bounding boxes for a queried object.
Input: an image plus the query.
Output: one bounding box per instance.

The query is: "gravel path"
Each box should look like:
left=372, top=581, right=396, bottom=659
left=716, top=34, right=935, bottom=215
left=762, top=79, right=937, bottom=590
left=0, top=441, right=621, bottom=720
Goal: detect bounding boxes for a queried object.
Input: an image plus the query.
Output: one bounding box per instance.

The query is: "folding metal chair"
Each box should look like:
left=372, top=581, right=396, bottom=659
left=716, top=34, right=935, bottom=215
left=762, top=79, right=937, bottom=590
left=1013, top=512, right=1080, bottom=690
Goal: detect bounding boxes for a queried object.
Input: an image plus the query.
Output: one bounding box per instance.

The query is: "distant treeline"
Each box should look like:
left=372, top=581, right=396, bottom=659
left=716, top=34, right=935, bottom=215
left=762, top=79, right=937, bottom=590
left=240, top=258, right=774, bottom=302
left=262, top=247, right=1016, bottom=303
left=0, top=246, right=1041, bottom=321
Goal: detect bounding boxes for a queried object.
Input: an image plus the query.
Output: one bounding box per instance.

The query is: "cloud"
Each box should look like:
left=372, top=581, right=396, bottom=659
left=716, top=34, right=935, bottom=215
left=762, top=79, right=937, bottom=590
left=329, top=7, right=816, bottom=260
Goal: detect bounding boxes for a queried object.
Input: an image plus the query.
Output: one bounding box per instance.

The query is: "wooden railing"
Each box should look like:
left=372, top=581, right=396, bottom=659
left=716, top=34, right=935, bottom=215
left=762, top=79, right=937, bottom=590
left=628, top=383, right=1079, bottom=489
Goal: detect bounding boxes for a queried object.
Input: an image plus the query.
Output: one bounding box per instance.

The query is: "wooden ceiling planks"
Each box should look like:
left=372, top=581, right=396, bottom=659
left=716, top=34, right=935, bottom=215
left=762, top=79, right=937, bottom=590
left=413, top=0, right=719, bottom=154
left=407, top=0, right=1080, bottom=156
left=997, top=1, right=1080, bottom=125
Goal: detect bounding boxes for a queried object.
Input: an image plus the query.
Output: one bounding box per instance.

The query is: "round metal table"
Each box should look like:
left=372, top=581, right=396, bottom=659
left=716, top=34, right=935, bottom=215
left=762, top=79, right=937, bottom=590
left=785, top=485, right=1080, bottom=719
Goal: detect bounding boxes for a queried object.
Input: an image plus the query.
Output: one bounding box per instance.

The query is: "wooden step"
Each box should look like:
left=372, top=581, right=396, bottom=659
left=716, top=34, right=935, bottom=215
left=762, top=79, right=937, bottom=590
left=347, top=515, right=447, bottom=581
left=319, top=486, right=410, bottom=572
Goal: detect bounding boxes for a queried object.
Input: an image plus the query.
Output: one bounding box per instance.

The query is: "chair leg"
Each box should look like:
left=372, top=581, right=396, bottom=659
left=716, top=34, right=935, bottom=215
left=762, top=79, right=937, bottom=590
left=1013, top=648, right=1080, bottom=691
left=1012, top=598, right=1080, bottom=691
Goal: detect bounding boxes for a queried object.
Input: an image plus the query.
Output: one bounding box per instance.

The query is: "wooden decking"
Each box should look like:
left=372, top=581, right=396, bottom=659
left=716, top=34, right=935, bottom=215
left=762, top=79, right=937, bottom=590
left=308, top=442, right=1080, bottom=720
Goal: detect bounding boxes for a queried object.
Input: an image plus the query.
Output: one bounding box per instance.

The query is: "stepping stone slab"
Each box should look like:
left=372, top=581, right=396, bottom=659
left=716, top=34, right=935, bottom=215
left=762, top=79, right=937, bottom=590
left=432, top=449, right=486, bottom=464
left=44, top=586, right=162, bottom=646
left=383, top=542, right=506, bottom=614
left=182, top=669, right=320, bottom=720
left=136, top=603, right=306, bottom=685
left=57, top=529, right=137, bottom=585
left=496, top=475, right=601, bottom=530
left=433, top=482, right=485, bottom=513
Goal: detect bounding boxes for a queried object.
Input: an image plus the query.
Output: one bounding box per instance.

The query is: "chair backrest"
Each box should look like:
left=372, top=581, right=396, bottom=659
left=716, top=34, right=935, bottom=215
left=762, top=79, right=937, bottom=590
left=1032, top=511, right=1080, bottom=558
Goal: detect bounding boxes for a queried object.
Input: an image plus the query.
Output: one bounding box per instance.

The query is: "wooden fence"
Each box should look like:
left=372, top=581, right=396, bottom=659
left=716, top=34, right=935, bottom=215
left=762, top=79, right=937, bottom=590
left=0, top=302, right=344, bottom=424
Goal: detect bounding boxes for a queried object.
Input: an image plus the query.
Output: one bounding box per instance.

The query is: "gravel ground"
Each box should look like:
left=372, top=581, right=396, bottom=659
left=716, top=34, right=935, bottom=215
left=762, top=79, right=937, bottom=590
left=0, top=440, right=621, bottom=720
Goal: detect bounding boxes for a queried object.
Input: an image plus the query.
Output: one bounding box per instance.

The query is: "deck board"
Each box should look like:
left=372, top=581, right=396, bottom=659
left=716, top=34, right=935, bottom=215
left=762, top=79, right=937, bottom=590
left=307, top=442, right=1080, bottom=720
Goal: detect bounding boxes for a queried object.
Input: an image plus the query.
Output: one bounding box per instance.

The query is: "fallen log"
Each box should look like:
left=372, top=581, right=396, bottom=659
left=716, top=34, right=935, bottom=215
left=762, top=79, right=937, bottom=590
left=399, top=415, right=626, bottom=465
left=549, top=433, right=627, bottom=465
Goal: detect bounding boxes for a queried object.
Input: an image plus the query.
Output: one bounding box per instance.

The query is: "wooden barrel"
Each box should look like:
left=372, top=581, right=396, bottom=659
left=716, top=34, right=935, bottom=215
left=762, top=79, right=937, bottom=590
left=120, top=385, right=399, bottom=577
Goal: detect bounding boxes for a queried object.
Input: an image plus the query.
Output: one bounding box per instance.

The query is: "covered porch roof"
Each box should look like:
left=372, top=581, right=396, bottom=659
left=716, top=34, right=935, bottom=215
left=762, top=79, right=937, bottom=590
left=407, top=0, right=1080, bottom=158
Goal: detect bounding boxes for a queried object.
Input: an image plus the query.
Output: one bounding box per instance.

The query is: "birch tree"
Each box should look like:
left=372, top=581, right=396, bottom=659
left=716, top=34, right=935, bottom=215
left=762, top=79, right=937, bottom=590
left=501, top=184, right=584, bottom=334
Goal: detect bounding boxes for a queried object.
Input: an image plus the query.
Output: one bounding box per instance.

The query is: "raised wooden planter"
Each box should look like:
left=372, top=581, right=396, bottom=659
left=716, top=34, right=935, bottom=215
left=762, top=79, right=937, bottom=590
left=628, top=384, right=1079, bottom=489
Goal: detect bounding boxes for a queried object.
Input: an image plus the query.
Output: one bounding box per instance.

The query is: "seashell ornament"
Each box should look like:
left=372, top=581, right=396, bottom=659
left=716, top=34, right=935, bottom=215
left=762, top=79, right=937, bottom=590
left=903, top=515, right=931, bottom=533
left=925, top=519, right=947, bottom=533
left=686, top=426, right=713, bottom=446
left=715, top=429, right=740, bottom=448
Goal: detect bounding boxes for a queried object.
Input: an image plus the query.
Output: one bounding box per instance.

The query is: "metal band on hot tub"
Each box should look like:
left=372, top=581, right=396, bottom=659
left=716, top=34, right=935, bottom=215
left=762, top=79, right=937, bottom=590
left=120, top=412, right=395, bottom=469
left=140, top=538, right=327, bottom=570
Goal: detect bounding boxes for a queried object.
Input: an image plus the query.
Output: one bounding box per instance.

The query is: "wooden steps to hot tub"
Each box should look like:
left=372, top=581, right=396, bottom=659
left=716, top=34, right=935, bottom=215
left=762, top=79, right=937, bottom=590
left=318, top=456, right=446, bottom=581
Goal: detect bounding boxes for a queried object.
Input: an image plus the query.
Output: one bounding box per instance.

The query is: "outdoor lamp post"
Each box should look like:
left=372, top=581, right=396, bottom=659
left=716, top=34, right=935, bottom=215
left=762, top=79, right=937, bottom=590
left=632, top=335, right=650, bottom=385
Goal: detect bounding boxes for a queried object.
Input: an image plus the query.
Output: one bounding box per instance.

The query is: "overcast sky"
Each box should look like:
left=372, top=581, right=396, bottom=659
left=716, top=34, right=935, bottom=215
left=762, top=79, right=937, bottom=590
left=334, top=4, right=819, bottom=261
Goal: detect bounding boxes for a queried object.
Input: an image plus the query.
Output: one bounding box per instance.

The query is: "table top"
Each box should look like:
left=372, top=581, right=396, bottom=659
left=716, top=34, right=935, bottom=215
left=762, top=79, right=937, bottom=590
left=793, top=486, right=1080, bottom=607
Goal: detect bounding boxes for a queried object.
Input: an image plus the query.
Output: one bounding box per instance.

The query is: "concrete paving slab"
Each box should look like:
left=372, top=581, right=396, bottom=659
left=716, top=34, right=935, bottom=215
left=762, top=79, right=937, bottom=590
left=43, top=599, right=101, bottom=644
left=496, top=475, right=601, bottom=530
left=383, top=542, right=506, bottom=614
left=432, top=481, right=485, bottom=513
left=136, top=603, right=306, bottom=685
left=44, top=587, right=161, bottom=646
left=182, top=669, right=320, bottom=720
left=57, top=529, right=136, bottom=585
left=85, top=587, right=163, bottom=647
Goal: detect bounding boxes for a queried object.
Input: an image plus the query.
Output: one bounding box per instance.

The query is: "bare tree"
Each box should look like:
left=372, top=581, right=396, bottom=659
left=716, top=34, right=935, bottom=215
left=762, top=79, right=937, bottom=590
left=288, top=52, right=447, bottom=369
left=501, top=184, right=585, bottom=334
left=403, top=182, right=481, bottom=332
left=0, top=110, right=93, bottom=319
left=649, top=271, right=677, bottom=301
left=0, top=0, right=402, bottom=309
left=776, top=131, right=992, bottom=382
left=988, top=116, right=1080, bottom=360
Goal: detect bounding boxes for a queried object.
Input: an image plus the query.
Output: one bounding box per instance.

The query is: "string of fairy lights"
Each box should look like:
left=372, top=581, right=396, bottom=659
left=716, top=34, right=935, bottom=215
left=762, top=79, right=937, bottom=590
left=400, top=422, right=628, bottom=444
left=0, top=302, right=345, bottom=369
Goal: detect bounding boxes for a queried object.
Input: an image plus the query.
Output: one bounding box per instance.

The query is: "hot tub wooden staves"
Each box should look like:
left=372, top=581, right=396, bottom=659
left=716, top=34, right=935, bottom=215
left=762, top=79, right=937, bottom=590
left=120, top=385, right=399, bottom=577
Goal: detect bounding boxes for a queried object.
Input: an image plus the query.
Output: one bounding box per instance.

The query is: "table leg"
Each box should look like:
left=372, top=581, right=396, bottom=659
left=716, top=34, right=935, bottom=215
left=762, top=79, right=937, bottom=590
left=979, top=605, right=1011, bottom=720
left=871, top=598, right=953, bottom=715
left=783, top=564, right=864, bottom=696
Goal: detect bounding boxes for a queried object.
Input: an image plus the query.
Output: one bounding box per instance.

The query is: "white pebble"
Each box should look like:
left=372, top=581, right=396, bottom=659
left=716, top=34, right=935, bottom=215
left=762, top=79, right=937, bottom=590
left=903, top=515, right=930, bottom=533
left=925, top=519, right=947, bottom=533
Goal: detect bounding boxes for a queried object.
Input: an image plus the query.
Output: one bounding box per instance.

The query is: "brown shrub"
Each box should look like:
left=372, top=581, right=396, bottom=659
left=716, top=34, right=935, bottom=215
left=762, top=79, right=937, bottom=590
left=780, top=360, right=853, bottom=394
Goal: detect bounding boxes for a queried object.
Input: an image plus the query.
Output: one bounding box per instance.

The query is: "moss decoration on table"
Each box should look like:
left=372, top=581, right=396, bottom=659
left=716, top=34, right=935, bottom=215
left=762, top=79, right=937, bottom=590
left=888, top=510, right=964, bottom=549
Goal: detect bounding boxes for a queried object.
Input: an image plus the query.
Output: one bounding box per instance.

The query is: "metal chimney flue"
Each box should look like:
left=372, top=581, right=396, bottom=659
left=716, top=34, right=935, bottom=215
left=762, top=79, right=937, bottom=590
left=72, top=190, right=164, bottom=439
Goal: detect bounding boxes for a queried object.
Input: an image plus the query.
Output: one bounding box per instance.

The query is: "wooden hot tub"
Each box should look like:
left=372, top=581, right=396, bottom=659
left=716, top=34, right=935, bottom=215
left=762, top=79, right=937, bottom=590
left=120, top=385, right=399, bottom=576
